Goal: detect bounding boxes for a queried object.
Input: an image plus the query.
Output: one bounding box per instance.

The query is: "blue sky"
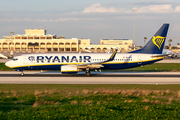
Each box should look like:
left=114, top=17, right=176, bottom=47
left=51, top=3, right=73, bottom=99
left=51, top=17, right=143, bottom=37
left=0, top=0, right=180, bottom=46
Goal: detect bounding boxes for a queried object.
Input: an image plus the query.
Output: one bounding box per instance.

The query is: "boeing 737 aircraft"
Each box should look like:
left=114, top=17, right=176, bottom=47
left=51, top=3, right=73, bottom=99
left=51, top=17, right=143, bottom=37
left=5, top=23, right=169, bottom=76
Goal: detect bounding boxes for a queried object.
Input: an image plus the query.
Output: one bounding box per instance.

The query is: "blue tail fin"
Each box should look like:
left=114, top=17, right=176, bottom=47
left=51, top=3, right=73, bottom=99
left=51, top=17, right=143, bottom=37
left=129, top=23, right=169, bottom=54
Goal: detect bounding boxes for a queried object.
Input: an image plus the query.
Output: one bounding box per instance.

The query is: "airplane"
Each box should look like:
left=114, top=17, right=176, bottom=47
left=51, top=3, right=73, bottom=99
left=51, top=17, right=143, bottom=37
left=162, top=49, right=178, bottom=58
left=5, top=23, right=169, bottom=76
left=0, top=54, right=8, bottom=59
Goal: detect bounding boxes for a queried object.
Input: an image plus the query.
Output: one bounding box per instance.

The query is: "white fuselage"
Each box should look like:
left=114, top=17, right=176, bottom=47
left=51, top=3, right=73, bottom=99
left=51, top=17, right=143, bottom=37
left=5, top=53, right=163, bottom=71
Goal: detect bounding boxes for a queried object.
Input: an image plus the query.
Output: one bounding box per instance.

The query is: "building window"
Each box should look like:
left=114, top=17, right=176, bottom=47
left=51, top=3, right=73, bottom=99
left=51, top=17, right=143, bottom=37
left=59, top=43, right=64, bottom=45
left=22, top=37, right=27, bottom=39
left=40, top=37, right=46, bottom=39
left=28, top=37, right=33, bottom=39
left=53, top=43, right=58, bottom=45
left=72, top=42, right=76, bottom=45
left=47, top=48, right=51, bottom=51
left=65, top=43, right=70, bottom=45
left=72, top=48, right=77, bottom=51
left=59, top=48, right=64, bottom=51
left=65, top=48, right=70, bottom=51
left=96, top=48, right=101, bottom=52
left=53, top=48, right=58, bottom=51
left=15, top=43, right=20, bottom=45
left=3, top=43, right=8, bottom=45
left=15, top=37, right=20, bottom=39
left=34, top=37, right=39, bottom=39
left=47, top=37, right=52, bottom=39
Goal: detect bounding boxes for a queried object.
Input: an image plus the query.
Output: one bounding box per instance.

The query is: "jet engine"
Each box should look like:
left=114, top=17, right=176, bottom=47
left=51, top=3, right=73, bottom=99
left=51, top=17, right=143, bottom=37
left=61, top=65, right=79, bottom=74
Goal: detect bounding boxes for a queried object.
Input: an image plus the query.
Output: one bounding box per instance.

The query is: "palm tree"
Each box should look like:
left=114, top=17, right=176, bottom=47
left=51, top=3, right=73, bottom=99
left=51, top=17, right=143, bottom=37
left=177, top=43, right=180, bottom=49
left=168, top=39, right=172, bottom=49
left=144, top=37, right=147, bottom=46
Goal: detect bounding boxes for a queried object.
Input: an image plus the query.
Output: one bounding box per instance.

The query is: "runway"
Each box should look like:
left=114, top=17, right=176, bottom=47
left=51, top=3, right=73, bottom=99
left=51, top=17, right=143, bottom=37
left=0, top=71, right=180, bottom=84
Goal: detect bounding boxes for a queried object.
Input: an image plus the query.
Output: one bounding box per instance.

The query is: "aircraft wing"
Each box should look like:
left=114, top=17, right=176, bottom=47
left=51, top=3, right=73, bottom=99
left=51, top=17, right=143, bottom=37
left=77, top=49, right=118, bottom=69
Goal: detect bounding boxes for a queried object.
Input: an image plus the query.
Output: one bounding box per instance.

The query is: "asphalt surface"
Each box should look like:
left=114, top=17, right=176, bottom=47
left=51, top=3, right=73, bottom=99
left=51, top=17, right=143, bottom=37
left=0, top=71, right=180, bottom=84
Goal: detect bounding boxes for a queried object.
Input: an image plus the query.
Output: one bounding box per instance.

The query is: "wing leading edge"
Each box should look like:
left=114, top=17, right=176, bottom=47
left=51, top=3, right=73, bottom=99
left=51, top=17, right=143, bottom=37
left=77, top=49, right=118, bottom=69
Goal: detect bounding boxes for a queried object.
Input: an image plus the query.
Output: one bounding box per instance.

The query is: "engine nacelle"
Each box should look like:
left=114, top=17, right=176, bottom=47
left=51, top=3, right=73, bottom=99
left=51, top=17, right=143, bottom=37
left=61, top=65, right=78, bottom=74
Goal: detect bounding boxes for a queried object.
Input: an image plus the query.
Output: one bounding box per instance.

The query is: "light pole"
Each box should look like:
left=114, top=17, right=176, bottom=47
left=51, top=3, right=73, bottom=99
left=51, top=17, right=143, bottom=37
left=132, top=9, right=137, bottom=50
left=144, top=37, right=147, bottom=47
left=10, top=32, right=14, bottom=58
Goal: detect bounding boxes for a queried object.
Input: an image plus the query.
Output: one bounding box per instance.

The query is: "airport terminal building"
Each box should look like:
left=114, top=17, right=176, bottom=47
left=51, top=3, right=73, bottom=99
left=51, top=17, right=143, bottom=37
left=0, top=29, right=133, bottom=54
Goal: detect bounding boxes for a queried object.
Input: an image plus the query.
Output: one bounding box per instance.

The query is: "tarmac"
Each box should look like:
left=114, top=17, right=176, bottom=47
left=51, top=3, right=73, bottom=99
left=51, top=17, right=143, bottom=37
left=0, top=71, right=180, bottom=84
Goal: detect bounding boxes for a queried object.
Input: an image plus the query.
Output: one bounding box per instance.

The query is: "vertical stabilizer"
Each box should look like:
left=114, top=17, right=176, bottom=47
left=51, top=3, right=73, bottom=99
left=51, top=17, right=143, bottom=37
left=129, top=23, right=169, bottom=54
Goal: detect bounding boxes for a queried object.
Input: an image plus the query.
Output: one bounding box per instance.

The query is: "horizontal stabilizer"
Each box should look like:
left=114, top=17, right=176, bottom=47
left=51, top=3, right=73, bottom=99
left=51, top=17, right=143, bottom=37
left=151, top=54, right=170, bottom=58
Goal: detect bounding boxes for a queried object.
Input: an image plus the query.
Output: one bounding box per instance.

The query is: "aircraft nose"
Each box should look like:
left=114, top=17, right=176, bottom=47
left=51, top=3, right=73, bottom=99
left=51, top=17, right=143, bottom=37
left=5, top=61, right=11, bottom=67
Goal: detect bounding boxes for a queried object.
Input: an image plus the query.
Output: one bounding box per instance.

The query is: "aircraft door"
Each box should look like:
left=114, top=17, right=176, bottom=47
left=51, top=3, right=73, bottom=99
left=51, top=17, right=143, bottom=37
left=138, top=56, right=142, bottom=64
left=23, top=57, right=28, bottom=64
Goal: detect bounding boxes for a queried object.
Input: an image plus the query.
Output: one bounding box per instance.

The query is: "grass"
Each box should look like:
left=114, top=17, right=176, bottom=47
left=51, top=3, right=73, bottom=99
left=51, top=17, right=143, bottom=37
left=0, top=63, right=13, bottom=70
left=1, top=84, right=180, bottom=119
left=1, top=84, right=180, bottom=92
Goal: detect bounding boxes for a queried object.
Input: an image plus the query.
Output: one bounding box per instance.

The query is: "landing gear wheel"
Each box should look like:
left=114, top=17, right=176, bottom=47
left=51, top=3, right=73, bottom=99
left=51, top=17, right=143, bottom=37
left=86, top=71, right=91, bottom=76
left=21, top=72, right=24, bottom=76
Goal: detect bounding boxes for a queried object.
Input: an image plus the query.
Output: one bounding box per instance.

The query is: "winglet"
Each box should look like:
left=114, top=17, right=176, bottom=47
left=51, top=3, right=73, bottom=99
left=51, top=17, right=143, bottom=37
left=107, top=49, right=118, bottom=61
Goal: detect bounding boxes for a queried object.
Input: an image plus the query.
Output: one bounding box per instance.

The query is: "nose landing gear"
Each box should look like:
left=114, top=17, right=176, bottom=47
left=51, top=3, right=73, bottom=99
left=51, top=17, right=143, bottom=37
left=15, top=69, right=24, bottom=76
left=86, top=68, right=91, bottom=76
left=20, top=70, right=24, bottom=76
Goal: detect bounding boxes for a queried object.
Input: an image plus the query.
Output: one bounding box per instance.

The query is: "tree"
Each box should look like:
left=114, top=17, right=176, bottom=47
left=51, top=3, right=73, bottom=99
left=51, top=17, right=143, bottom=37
left=168, top=39, right=172, bottom=49
left=144, top=37, right=147, bottom=46
left=177, top=43, right=180, bottom=49
left=165, top=46, right=169, bottom=49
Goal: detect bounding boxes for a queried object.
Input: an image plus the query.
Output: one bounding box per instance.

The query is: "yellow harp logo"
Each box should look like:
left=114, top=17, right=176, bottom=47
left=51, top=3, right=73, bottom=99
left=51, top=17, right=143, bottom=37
left=152, top=36, right=165, bottom=50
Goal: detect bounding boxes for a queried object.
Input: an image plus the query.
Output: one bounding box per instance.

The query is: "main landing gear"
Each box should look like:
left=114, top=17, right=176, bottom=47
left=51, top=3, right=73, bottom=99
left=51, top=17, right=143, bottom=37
left=86, top=68, right=91, bottom=76
left=21, top=70, right=24, bottom=76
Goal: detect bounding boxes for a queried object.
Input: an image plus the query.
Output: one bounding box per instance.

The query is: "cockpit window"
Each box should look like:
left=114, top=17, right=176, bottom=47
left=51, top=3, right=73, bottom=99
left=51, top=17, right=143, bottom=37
left=12, top=58, right=18, bottom=61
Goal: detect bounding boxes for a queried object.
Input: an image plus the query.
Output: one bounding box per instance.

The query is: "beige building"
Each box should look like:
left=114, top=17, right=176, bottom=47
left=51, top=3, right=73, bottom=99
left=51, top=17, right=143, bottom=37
left=100, top=39, right=132, bottom=47
left=0, top=29, right=133, bottom=54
